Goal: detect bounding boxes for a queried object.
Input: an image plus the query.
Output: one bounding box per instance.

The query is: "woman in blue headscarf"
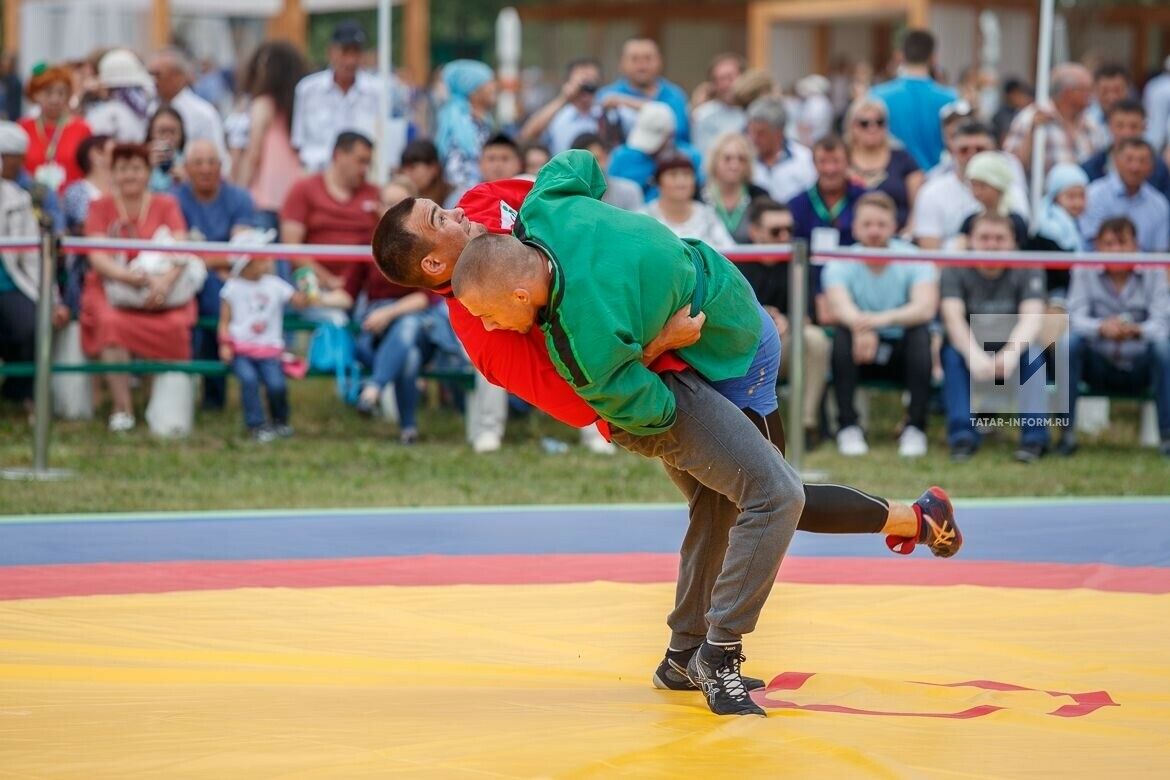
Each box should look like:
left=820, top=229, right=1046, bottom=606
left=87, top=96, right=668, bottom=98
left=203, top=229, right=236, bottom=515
left=1035, top=164, right=1089, bottom=253
left=1032, top=163, right=1090, bottom=304
left=435, top=60, right=497, bottom=192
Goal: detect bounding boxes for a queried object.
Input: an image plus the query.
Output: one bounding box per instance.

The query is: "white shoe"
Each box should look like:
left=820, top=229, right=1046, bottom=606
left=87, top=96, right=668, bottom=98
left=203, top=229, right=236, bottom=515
left=836, top=425, right=868, bottom=456
left=579, top=425, right=616, bottom=455
left=108, top=411, right=136, bottom=433
left=472, top=431, right=502, bottom=454
left=898, top=425, right=928, bottom=458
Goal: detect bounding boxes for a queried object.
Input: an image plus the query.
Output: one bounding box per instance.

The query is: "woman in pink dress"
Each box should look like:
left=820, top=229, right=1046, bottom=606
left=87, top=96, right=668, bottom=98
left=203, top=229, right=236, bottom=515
left=81, top=142, right=193, bottom=432
left=235, top=42, right=306, bottom=229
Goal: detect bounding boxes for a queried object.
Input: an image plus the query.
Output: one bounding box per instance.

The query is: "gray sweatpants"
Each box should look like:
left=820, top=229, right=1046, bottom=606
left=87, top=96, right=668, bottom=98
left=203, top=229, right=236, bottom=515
left=609, top=370, right=805, bottom=645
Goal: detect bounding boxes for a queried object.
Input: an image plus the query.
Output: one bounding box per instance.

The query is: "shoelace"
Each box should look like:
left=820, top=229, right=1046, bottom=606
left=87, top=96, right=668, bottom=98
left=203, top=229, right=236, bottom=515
left=715, top=651, right=750, bottom=700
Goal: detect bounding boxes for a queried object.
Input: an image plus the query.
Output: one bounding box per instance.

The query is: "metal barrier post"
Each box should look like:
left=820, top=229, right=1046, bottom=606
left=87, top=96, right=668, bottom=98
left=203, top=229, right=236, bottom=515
left=786, top=239, right=808, bottom=473
left=2, top=225, right=72, bottom=481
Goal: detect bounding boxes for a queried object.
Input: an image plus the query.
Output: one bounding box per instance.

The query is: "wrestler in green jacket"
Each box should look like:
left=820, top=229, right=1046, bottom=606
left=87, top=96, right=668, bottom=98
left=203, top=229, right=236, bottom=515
left=515, top=149, right=762, bottom=435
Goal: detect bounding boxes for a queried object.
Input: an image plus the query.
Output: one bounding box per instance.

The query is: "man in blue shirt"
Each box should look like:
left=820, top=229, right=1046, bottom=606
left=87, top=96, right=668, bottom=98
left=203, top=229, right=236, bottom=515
left=597, top=38, right=690, bottom=144
left=787, top=135, right=868, bottom=247
left=871, top=30, right=957, bottom=169
left=175, top=138, right=257, bottom=410
left=1081, top=99, right=1170, bottom=202
left=1080, top=138, right=1170, bottom=252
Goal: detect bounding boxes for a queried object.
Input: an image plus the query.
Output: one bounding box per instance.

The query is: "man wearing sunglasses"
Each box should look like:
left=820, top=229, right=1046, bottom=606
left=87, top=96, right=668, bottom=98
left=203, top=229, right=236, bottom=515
left=738, top=198, right=831, bottom=445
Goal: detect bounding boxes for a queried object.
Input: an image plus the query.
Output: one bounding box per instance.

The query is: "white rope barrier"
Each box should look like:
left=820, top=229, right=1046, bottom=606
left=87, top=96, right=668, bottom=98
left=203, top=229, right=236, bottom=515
left=0, top=238, right=41, bottom=251
left=60, top=236, right=373, bottom=261
left=811, top=246, right=1170, bottom=268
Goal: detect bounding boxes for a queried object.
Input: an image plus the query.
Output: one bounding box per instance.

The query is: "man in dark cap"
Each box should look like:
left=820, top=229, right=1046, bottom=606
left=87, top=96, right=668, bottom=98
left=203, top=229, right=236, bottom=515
left=291, top=20, right=382, bottom=172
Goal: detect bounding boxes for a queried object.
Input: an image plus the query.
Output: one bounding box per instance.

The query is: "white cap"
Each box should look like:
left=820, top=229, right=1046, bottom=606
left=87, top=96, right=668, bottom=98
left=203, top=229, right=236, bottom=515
left=228, top=228, right=278, bottom=276
left=796, top=74, right=830, bottom=98
left=626, top=102, right=676, bottom=155
left=99, top=49, right=153, bottom=90
left=0, top=121, right=28, bottom=155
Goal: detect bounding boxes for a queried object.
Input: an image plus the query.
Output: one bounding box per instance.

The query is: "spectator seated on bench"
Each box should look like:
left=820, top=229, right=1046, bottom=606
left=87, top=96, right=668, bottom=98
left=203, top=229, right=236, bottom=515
left=80, top=142, right=194, bottom=433
left=823, top=192, right=939, bottom=458
left=1061, top=217, right=1170, bottom=457
left=940, top=212, right=1049, bottom=463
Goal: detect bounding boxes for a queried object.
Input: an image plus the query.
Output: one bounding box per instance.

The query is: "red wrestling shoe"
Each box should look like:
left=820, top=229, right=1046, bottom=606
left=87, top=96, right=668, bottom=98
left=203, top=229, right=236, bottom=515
left=886, top=487, right=962, bottom=558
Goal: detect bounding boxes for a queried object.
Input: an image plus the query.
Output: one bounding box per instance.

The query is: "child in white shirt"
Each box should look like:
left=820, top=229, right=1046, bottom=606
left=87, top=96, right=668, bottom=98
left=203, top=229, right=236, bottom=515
left=218, top=254, right=307, bottom=441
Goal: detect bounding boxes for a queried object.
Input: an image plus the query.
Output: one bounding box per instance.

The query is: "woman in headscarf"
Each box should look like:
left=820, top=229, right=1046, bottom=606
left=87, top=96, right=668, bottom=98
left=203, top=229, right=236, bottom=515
left=434, top=59, right=497, bottom=192
left=954, top=151, right=1029, bottom=249
left=1031, top=163, right=1090, bottom=301
left=18, top=63, right=92, bottom=192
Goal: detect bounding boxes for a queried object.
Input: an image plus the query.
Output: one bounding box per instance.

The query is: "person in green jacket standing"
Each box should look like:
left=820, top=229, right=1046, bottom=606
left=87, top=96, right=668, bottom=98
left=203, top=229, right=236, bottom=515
left=453, top=150, right=962, bottom=717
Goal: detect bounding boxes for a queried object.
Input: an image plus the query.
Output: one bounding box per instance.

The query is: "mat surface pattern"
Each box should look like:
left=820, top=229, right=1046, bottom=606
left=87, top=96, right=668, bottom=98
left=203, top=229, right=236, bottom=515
left=1, top=499, right=1168, bottom=777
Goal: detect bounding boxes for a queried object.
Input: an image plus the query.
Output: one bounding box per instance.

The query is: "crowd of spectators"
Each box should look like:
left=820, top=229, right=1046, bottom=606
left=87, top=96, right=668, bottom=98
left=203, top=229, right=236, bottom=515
left=1, top=22, right=1169, bottom=460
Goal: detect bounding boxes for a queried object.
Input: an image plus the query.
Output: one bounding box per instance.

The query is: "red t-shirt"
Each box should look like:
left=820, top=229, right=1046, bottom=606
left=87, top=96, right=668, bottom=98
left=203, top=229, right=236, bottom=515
left=447, top=177, right=686, bottom=432
left=19, top=116, right=92, bottom=191
left=344, top=260, right=438, bottom=305
left=281, top=174, right=381, bottom=275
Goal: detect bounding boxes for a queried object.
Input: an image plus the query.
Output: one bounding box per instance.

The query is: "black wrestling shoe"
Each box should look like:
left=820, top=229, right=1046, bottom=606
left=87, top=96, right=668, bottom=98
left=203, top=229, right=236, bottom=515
left=684, top=642, right=765, bottom=716
left=652, top=647, right=765, bottom=692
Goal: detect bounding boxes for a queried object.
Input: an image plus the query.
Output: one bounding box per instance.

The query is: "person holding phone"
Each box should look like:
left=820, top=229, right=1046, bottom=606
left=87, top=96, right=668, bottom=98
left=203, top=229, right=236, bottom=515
left=518, top=58, right=604, bottom=155
left=146, top=106, right=186, bottom=192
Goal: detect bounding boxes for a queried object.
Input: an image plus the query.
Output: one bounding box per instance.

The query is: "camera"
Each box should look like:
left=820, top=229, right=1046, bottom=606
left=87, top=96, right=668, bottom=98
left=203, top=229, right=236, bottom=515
left=580, top=83, right=598, bottom=94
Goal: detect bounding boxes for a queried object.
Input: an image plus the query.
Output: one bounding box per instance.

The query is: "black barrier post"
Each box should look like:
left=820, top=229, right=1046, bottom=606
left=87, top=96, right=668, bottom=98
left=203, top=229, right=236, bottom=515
left=2, top=224, right=72, bottom=482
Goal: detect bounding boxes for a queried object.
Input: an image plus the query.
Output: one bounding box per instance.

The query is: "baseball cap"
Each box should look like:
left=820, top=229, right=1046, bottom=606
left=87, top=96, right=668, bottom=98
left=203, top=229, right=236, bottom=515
left=626, top=102, right=676, bottom=155
left=939, top=99, right=974, bottom=123
left=331, top=20, right=368, bottom=49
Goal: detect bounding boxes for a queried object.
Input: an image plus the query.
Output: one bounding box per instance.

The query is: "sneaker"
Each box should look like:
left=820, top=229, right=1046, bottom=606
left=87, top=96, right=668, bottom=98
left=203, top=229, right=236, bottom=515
left=652, top=647, right=765, bottom=692
left=250, top=426, right=277, bottom=443
left=1057, top=435, right=1078, bottom=457
left=950, top=440, right=978, bottom=462
left=472, top=431, right=502, bottom=454
left=1160, top=439, right=1170, bottom=459
left=355, top=385, right=380, bottom=417
left=399, top=427, right=419, bottom=446
left=1013, top=441, right=1046, bottom=463
left=107, top=411, right=135, bottom=433
left=898, top=425, right=928, bottom=458
left=272, top=424, right=294, bottom=439
left=836, top=425, right=868, bottom=456
left=684, top=641, right=765, bottom=716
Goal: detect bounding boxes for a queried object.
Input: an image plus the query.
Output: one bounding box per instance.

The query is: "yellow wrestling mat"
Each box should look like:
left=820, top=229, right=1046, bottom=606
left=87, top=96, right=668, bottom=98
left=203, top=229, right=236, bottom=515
left=2, top=581, right=1168, bottom=778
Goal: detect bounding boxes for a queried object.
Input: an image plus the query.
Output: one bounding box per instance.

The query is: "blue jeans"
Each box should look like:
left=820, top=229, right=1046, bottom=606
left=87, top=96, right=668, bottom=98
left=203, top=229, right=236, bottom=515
left=941, top=343, right=1050, bottom=449
left=232, top=355, right=288, bottom=429
left=709, top=304, right=782, bottom=417
left=355, top=301, right=426, bottom=430
left=1066, top=333, right=1170, bottom=439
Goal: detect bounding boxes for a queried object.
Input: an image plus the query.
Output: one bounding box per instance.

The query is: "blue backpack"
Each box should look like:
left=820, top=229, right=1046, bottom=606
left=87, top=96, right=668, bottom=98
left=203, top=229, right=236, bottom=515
left=307, top=323, right=362, bottom=405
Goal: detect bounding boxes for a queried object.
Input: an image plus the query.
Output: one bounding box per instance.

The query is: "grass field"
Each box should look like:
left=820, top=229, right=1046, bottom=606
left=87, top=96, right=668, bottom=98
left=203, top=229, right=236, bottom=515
left=1, top=378, right=1166, bottom=515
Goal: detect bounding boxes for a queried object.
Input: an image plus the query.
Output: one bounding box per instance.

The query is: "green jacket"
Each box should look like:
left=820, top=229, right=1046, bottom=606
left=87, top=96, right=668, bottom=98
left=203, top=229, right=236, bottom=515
left=516, top=150, right=762, bottom=435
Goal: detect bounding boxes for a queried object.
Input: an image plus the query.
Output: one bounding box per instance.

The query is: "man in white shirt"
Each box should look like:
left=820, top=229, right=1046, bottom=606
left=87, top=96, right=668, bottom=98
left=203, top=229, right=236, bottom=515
left=912, top=122, right=997, bottom=249
left=518, top=58, right=603, bottom=155
left=148, top=47, right=229, bottom=169
left=1143, top=55, right=1170, bottom=155
left=746, top=97, right=816, bottom=205
left=691, top=53, right=746, bottom=156
left=291, top=21, right=383, bottom=173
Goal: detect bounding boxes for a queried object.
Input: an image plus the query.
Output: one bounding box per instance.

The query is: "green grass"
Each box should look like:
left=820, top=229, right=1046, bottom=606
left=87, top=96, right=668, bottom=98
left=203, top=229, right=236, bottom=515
left=0, top=379, right=1165, bottom=515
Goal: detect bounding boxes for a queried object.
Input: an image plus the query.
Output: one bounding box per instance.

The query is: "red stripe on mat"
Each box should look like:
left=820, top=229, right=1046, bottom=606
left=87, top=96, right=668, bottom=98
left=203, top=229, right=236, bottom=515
left=1, top=555, right=1167, bottom=600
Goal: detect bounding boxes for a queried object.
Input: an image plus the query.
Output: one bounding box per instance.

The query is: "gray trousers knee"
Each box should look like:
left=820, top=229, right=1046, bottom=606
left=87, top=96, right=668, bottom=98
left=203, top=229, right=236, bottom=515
left=610, top=370, right=805, bottom=645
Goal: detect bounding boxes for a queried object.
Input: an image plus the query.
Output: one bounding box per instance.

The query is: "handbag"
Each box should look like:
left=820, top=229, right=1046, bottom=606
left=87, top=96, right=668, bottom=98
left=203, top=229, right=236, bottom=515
left=104, top=226, right=207, bottom=309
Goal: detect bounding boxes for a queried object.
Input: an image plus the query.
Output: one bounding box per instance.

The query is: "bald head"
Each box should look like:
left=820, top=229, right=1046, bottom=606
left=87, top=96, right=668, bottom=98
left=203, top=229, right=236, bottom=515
left=1051, top=63, right=1093, bottom=116
left=452, top=233, right=550, bottom=333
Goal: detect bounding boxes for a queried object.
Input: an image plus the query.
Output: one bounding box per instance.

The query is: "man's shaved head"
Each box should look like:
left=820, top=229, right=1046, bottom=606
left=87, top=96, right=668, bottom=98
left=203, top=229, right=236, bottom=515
left=452, top=233, right=549, bottom=333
